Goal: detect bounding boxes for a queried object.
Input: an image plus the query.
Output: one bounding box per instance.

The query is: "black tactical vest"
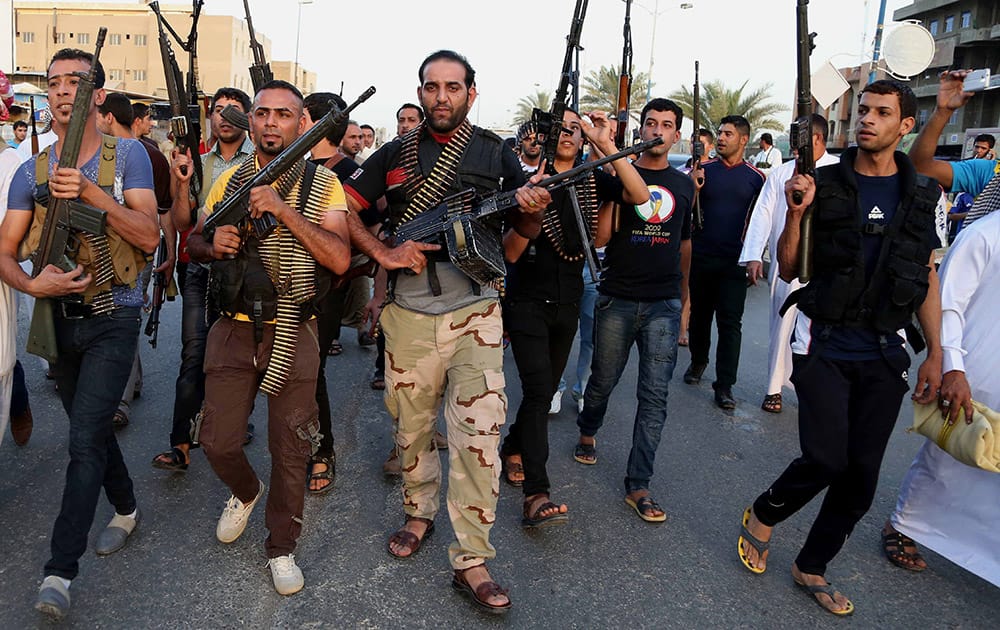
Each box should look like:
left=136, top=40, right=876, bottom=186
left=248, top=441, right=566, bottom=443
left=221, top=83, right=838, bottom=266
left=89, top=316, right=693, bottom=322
left=794, top=147, right=940, bottom=335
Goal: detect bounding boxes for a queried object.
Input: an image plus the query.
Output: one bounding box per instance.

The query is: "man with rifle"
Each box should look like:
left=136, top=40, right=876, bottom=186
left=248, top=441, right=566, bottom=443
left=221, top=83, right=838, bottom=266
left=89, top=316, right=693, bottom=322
left=152, top=87, right=253, bottom=473
left=737, top=79, right=942, bottom=616
left=0, top=46, right=159, bottom=619
left=183, top=80, right=352, bottom=595
left=342, top=50, right=549, bottom=613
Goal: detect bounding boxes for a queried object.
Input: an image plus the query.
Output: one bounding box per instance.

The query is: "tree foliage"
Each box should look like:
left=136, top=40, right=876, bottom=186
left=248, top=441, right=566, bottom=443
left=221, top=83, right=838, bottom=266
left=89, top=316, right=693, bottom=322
left=579, top=64, right=651, bottom=123
left=668, top=80, right=788, bottom=135
left=511, top=90, right=553, bottom=126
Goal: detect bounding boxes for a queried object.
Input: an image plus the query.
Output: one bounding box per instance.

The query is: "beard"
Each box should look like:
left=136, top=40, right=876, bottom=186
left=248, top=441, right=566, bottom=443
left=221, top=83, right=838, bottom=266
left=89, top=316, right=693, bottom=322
left=424, top=101, right=470, bottom=134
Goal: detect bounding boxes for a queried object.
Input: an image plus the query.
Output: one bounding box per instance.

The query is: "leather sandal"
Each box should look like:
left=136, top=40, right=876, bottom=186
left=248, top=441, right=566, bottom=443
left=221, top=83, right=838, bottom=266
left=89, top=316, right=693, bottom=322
left=452, top=565, right=511, bottom=614
left=306, top=455, right=335, bottom=495
left=151, top=447, right=189, bottom=472
left=521, top=494, right=568, bottom=529
left=387, top=516, right=434, bottom=559
left=502, top=455, right=524, bottom=487
left=761, top=393, right=782, bottom=413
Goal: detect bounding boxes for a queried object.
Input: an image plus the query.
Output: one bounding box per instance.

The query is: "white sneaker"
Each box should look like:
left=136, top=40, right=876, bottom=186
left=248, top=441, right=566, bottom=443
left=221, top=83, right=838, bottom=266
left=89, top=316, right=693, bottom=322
left=578, top=397, right=585, bottom=414
left=267, top=554, right=304, bottom=595
left=216, top=480, right=265, bottom=543
left=549, top=391, right=562, bottom=415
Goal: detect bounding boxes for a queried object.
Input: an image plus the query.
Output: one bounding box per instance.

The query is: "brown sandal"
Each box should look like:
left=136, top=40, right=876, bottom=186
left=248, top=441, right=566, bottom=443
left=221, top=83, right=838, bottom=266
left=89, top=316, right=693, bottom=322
left=502, top=455, right=524, bottom=487
left=387, top=516, right=434, bottom=559
left=452, top=565, right=511, bottom=614
left=761, top=393, right=782, bottom=413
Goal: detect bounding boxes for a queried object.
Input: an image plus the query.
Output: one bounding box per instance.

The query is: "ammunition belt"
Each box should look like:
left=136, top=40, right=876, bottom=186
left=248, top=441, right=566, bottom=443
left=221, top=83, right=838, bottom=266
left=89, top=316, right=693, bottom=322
left=541, top=173, right=598, bottom=262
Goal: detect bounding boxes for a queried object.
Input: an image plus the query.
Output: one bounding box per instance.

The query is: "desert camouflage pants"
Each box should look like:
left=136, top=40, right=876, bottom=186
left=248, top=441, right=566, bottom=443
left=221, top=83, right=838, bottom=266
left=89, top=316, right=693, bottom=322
left=381, top=299, right=506, bottom=570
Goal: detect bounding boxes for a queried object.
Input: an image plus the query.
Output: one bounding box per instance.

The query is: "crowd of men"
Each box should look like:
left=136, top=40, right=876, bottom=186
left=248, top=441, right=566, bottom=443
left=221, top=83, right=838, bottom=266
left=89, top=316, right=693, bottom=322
left=0, top=43, right=997, bottom=621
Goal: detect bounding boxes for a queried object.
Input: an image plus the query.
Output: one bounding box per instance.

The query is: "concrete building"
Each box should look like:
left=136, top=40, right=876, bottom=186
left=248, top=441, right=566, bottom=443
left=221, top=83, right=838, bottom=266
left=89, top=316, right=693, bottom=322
left=11, top=1, right=315, bottom=98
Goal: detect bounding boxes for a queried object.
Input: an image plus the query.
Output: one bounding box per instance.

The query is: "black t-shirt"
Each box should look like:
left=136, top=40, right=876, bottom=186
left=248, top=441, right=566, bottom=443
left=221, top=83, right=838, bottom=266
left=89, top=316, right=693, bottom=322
left=507, top=169, right=624, bottom=304
left=600, top=165, right=694, bottom=300
left=139, top=136, right=173, bottom=212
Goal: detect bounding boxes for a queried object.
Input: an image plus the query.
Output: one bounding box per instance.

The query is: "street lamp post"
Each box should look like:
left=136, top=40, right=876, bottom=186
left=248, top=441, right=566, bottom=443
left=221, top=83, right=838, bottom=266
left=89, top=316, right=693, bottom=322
left=294, top=0, right=313, bottom=91
left=631, top=1, right=694, bottom=101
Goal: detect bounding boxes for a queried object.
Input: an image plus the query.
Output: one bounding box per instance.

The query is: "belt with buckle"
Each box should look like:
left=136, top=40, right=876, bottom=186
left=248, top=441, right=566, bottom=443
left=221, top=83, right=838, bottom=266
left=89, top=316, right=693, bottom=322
left=55, top=300, right=94, bottom=319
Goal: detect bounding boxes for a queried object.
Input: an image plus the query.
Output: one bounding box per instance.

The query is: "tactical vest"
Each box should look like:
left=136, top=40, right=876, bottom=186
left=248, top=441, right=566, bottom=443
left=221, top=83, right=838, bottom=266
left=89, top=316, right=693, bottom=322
left=20, top=135, right=150, bottom=305
left=793, top=147, right=940, bottom=335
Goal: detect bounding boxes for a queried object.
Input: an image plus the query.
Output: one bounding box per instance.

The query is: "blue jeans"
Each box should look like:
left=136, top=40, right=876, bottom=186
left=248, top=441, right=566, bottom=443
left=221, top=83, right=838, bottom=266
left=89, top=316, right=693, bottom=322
left=572, top=276, right=599, bottom=400
left=46, top=307, right=141, bottom=580
left=577, top=296, right=681, bottom=494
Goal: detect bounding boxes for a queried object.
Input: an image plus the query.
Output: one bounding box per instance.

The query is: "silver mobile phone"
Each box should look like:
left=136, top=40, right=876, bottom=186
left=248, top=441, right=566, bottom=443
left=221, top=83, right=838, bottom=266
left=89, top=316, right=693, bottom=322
left=963, top=69, right=990, bottom=93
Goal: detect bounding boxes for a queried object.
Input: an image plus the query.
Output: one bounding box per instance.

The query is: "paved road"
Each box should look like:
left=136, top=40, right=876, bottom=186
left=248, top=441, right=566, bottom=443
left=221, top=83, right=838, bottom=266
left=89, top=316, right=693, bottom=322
left=1, top=283, right=997, bottom=628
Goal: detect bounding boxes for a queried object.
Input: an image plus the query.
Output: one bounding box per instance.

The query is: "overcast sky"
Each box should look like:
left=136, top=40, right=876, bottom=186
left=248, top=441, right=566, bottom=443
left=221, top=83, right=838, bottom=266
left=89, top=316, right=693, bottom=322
left=26, top=0, right=916, bottom=135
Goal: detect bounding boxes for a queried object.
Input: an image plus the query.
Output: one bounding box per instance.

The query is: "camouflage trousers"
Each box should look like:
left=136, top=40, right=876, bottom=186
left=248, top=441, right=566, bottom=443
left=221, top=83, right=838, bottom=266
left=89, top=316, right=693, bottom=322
left=381, top=299, right=506, bottom=570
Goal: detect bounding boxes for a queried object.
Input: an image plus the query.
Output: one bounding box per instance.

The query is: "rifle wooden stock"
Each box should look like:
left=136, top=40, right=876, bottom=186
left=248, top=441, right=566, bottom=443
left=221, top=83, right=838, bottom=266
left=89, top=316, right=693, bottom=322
left=691, top=60, right=704, bottom=230
left=202, top=86, right=376, bottom=241
left=793, top=0, right=816, bottom=283
left=27, top=28, right=108, bottom=362
left=29, top=95, right=39, bottom=155
left=614, top=0, right=633, bottom=149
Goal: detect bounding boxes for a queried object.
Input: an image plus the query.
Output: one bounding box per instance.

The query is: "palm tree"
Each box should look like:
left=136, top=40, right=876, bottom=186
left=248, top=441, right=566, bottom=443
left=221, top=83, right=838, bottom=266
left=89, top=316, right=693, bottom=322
left=579, top=65, right=651, bottom=123
left=511, top=90, right=553, bottom=126
left=669, top=80, right=788, bottom=135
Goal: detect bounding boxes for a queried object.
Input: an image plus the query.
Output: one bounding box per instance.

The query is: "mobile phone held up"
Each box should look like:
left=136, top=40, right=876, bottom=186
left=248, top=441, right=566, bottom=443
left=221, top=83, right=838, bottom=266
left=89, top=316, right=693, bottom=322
left=963, top=69, right=991, bottom=93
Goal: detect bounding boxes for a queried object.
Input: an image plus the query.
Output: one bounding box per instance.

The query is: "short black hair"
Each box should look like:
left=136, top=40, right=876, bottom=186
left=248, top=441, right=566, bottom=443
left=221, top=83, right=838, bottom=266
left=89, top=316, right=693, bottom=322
left=974, top=133, right=995, bottom=149
left=696, top=127, right=714, bottom=143
left=860, top=79, right=916, bottom=121
left=760, top=132, right=773, bottom=145
left=13, top=120, right=28, bottom=130
left=49, top=48, right=105, bottom=89
left=303, top=92, right=349, bottom=145
left=132, top=101, right=150, bottom=121
left=98, top=92, right=134, bottom=127
left=720, top=115, right=751, bottom=138
left=418, top=50, right=475, bottom=89
left=211, top=87, right=252, bottom=113
left=639, top=98, right=684, bottom=129
left=811, top=113, right=829, bottom=143
left=360, top=123, right=374, bottom=133
left=396, top=102, right=424, bottom=121
left=255, top=80, right=303, bottom=108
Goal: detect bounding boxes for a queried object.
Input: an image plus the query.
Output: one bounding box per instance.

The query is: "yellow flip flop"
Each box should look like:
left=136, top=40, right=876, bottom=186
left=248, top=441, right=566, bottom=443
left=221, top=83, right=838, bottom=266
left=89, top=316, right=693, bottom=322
left=737, top=506, right=769, bottom=574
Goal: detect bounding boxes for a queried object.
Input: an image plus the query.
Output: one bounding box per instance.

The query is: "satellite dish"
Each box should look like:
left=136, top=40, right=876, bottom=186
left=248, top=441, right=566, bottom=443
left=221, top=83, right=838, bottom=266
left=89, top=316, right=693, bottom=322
left=882, top=21, right=935, bottom=80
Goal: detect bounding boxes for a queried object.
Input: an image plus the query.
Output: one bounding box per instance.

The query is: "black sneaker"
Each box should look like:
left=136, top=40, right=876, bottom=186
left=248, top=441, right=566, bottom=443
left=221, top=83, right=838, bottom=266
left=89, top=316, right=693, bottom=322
left=713, top=384, right=736, bottom=410
left=683, top=363, right=707, bottom=385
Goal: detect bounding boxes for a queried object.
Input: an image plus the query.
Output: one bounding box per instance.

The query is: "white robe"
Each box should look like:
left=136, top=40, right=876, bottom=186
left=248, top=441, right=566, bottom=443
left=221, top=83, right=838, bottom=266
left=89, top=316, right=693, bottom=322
left=0, top=146, right=23, bottom=445
left=738, top=152, right=840, bottom=395
left=891, top=210, right=1000, bottom=588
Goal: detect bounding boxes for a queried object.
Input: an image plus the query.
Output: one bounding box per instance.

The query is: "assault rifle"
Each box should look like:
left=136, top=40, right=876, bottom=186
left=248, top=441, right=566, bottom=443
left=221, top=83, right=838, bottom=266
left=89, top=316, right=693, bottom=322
left=29, top=95, right=39, bottom=154
left=614, top=0, right=633, bottom=148
left=144, top=234, right=171, bottom=348
left=530, top=0, right=601, bottom=280
left=792, top=0, right=817, bottom=283
left=202, top=86, right=376, bottom=241
left=690, top=60, right=704, bottom=230
left=150, top=1, right=203, bottom=198
left=26, top=28, right=109, bottom=362
left=242, top=0, right=272, bottom=92
left=395, top=137, right=663, bottom=245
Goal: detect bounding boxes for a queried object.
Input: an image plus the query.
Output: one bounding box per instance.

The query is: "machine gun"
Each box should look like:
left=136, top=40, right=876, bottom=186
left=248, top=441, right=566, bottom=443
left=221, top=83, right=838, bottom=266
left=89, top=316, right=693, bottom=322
left=690, top=60, right=704, bottom=230
left=150, top=1, right=203, bottom=198
left=792, top=0, right=817, bottom=283
left=202, top=86, right=376, bottom=241
left=242, top=0, right=273, bottom=92
left=530, top=0, right=602, bottom=280
left=26, top=28, right=109, bottom=362
left=614, top=0, right=633, bottom=148
left=144, top=234, right=172, bottom=348
left=394, top=138, right=663, bottom=286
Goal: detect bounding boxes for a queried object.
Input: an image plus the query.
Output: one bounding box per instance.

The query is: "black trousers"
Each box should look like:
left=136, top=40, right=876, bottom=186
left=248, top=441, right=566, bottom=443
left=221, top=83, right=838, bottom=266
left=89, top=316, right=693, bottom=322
left=688, top=253, right=748, bottom=388
left=502, top=300, right=579, bottom=497
left=753, top=350, right=911, bottom=576
left=314, top=284, right=348, bottom=459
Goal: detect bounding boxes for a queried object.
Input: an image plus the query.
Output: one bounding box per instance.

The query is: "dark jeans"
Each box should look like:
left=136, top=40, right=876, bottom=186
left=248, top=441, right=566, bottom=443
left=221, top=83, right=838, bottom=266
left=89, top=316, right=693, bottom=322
left=169, top=265, right=217, bottom=447
left=45, top=307, right=141, bottom=580
left=315, top=284, right=348, bottom=459
left=688, top=253, right=748, bottom=388
left=502, top=300, right=579, bottom=497
left=201, top=317, right=321, bottom=558
left=578, top=296, right=681, bottom=494
left=10, top=359, right=28, bottom=416
left=753, top=350, right=911, bottom=576
left=374, top=330, right=386, bottom=376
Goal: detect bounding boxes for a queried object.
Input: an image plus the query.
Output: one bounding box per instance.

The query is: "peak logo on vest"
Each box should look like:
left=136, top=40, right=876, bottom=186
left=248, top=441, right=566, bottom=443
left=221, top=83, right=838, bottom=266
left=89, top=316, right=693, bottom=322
left=634, top=185, right=675, bottom=224
left=867, top=205, right=885, bottom=221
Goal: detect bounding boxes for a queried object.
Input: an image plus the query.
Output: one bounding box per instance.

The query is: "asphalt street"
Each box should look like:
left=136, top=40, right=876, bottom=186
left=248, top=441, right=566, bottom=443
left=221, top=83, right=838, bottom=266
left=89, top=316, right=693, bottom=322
left=1, top=281, right=997, bottom=628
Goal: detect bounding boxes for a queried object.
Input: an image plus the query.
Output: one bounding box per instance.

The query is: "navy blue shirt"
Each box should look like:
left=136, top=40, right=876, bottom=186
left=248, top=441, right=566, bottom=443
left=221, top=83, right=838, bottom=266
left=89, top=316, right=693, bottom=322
left=824, top=172, right=904, bottom=359
left=692, top=159, right=765, bottom=260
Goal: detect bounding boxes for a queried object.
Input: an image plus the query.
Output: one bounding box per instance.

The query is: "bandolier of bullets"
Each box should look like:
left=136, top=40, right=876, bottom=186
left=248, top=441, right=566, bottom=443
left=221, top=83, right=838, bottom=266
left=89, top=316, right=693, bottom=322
left=541, top=173, right=598, bottom=262
left=398, top=121, right=474, bottom=224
